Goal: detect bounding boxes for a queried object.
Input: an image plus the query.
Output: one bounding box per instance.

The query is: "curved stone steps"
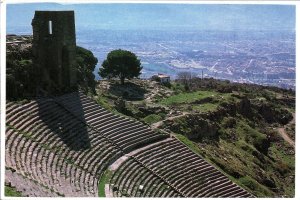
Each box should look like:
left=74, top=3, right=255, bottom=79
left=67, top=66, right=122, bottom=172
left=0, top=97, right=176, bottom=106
left=6, top=129, right=84, bottom=196
left=6, top=100, right=40, bottom=120
left=114, top=138, right=253, bottom=198
left=55, top=92, right=167, bottom=149
left=104, top=121, right=145, bottom=138
left=115, top=129, right=153, bottom=146
left=111, top=157, right=179, bottom=197
left=122, top=134, right=166, bottom=153
left=128, top=168, right=149, bottom=196
left=139, top=172, right=158, bottom=197
left=6, top=98, right=126, bottom=196
left=6, top=168, right=61, bottom=197
left=187, top=173, right=228, bottom=197
left=116, top=160, right=137, bottom=196
left=7, top=100, right=55, bottom=125
left=147, top=178, right=164, bottom=197
left=152, top=181, right=166, bottom=197
left=6, top=100, right=53, bottom=125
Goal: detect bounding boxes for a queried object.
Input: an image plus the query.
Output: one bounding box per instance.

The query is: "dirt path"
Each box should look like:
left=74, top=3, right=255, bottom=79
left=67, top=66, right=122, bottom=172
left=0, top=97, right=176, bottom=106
left=151, top=112, right=189, bottom=129
left=277, top=128, right=295, bottom=147
left=277, top=113, right=295, bottom=147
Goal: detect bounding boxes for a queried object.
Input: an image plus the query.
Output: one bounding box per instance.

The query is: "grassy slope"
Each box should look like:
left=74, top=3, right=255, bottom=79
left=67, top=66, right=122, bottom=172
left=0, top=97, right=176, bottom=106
left=98, top=170, right=113, bottom=197
left=160, top=90, right=217, bottom=105
left=167, top=87, right=295, bottom=197
left=5, top=186, right=23, bottom=197
left=175, top=129, right=294, bottom=197
left=159, top=89, right=233, bottom=113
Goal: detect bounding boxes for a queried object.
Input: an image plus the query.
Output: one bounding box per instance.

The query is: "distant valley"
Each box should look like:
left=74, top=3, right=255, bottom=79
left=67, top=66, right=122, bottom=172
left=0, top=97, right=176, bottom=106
left=7, top=27, right=295, bottom=90
left=78, top=29, right=295, bottom=90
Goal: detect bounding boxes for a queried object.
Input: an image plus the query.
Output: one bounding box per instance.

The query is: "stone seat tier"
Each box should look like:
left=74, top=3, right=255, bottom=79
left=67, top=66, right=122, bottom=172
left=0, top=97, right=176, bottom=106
left=55, top=92, right=166, bottom=150
left=6, top=100, right=41, bottom=120
left=5, top=97, right=127, bottom=197
left=111, top=158, right=179, bottom=197
left=115, top=138, right=253, bottom=198
left=5, top=169, right=61, bottom=197
left=6, top=129, right=87, bottom=196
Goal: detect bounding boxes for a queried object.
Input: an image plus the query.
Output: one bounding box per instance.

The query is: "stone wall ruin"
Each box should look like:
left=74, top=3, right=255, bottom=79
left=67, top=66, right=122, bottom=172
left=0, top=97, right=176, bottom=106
left=31, top=11, right=77, bottom=93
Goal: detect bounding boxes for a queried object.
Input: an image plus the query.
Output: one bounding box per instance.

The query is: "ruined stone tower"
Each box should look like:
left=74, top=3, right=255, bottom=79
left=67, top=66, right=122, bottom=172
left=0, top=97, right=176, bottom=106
left=32, top=11, right=77, bottom=92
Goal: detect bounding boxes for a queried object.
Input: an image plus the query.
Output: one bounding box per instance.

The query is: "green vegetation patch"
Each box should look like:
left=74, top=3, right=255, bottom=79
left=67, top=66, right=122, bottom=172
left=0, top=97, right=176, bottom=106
left=236, top=121, right=269, bottom=154
left=238, top=176, right=274, bottom=197
left=143, top=114, right=162, bottom=124
left=5, top=185, right=23, bottom=197
left=192, top=103, right=218, bottom=113
left=269, top=143, right=295, bottom=170
left=160, top=90, right=218, bottom=105
left=96, top=95, right=114, bottom=111
left=98, top=170, right=113, bottom=197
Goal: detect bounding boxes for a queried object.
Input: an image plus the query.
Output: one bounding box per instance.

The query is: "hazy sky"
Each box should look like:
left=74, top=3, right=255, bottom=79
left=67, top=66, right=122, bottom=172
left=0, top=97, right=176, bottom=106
left=7, top=3, right=295, bottom=33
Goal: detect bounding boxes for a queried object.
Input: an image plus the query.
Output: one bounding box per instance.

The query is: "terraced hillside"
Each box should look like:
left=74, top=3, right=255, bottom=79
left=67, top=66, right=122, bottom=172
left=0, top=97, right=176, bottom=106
left=5, top=92, right=253, bottom=197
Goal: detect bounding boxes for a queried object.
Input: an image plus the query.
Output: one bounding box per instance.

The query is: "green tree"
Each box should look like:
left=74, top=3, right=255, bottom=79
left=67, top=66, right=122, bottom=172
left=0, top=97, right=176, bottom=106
left=76, top=46, right=98, bottom=93
left=99, top=49, right=142, bottom=84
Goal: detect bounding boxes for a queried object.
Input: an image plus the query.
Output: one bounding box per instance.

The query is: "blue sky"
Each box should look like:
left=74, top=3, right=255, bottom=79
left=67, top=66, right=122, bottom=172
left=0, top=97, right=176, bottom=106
left=7, top=3, right=295, bottom=33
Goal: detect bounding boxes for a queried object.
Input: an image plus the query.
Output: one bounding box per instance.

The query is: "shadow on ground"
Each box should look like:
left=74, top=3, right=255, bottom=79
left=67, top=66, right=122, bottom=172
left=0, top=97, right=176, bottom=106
left=36, top=92, right=91, bottom=151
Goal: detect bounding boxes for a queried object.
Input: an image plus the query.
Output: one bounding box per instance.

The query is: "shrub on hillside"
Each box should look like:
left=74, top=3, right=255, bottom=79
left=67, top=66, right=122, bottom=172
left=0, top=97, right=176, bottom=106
left=276, top=161, right=290, bottom=176
left=252, top=133, right=270, bottom=155
left=239, top=176, right=274, bottom=197
left=240, top=123, right=270, bottom=155
left=143, top=114, right=162, bottom=124
left=222, top=117, right=237, bottom=128
left=162, top=81, right=172, bottom=88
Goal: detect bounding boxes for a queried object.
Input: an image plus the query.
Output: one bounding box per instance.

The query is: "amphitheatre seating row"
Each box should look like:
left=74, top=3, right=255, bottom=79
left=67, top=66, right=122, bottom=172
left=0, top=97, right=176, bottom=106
left=55, top=92, right=168, bottom=152
left=109, top=157, right=181, bottom=197
left=5, top=98, right=125, bottom=196
left=5, top=168, right=61, bottom=197
left=111, top=138, right=253, bottom=198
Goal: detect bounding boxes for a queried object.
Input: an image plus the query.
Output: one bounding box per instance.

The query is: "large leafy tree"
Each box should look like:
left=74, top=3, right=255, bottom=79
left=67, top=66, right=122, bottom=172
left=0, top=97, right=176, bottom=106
left=99, top=49, right=143, bottom=84
left=6, top=46, right=36, bottom=99
left=76, top=46, right=98, bottom=93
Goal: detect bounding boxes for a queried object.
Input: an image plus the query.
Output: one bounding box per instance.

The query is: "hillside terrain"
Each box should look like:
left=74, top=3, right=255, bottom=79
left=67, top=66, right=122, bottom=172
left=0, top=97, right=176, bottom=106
left=95, top=78, right=295, bottom=197
left=5, top=35, right=295, bottom=198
